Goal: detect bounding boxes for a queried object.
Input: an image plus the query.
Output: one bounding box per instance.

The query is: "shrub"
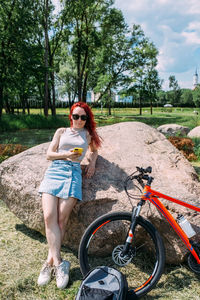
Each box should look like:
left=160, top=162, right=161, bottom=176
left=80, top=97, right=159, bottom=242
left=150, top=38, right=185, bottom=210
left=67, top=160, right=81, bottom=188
left=193, top=138, right=200, bottom=160
left=168, top=137, right=197, bottom=161
left=0, top=144, right=28, bottom=163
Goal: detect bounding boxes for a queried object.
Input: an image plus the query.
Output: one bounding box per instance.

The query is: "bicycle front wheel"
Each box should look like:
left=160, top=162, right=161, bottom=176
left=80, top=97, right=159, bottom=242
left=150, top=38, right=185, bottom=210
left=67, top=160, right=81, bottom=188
left=79, top=211, right=165, bottom=298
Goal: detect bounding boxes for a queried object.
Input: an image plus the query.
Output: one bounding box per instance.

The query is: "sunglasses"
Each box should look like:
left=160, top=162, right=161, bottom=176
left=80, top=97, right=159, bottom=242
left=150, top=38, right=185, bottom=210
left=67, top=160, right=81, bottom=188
left=72, top=114, right=88, bottom=121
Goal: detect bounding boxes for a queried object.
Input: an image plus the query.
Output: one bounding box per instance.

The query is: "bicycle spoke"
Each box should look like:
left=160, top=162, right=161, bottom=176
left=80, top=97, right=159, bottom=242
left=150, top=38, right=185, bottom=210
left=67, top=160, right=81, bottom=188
left=79, top=212, right=165, bottom=298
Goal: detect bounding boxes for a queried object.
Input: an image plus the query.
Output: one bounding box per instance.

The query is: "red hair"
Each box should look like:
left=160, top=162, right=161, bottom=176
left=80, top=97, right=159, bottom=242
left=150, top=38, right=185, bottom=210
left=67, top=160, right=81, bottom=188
left=69, top=102, right=102, bottom=148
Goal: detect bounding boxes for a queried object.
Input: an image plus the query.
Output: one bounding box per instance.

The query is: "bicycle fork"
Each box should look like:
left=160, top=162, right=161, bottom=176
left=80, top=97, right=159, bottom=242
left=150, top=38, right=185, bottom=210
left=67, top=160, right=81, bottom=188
left=121, top=200, right=145, bottom=257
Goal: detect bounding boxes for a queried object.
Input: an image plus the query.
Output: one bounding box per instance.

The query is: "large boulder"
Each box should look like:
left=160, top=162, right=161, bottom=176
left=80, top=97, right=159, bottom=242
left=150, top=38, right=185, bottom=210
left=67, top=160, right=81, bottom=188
left=188, top=126, right=200, bottom=138
left=0, top=122, right=200, bottom=264
left=157, top=124, right=190, bottom=136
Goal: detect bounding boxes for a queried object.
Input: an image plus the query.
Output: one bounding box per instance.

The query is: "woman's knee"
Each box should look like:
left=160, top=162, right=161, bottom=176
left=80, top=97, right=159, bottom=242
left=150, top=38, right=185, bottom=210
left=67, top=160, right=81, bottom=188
left=58, top=213, right=69, bottom=230
left=42, top=194, right=58, bottom=226
left=43, top=211, right=57, bottom=227
left=58, top=198, right=77, bottom=223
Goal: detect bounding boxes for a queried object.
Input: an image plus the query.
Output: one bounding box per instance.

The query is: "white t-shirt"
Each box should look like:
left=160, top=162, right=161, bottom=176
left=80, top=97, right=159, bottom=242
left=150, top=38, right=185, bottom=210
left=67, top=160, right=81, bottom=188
left=58, top=127, right=91, bottom=162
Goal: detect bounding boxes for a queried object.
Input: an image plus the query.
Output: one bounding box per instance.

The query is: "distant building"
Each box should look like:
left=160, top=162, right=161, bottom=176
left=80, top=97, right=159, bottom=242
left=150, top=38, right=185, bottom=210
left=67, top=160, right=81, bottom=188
left=115, top=94, right=133, bottom=103
left=193, top=68, right=199, bottom=89
left=86, top=91, right=101, bottom=102
left=56, top=90, right=133, bottom=104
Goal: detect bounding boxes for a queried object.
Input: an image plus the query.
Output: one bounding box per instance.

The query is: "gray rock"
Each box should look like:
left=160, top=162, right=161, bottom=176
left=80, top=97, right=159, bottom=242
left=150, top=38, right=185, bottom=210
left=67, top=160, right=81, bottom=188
left=157, top=124, right=190, bottom=136
left=188, top=126, right=200, bottom=138
left=0, top=122, right=200, bottom=264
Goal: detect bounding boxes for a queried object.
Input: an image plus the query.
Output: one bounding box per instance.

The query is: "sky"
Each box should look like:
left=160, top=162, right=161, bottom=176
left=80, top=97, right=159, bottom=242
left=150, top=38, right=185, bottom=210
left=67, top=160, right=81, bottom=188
left=114, top=0, right=200, bottom=90
left=52, top=0, right=200, bottom=90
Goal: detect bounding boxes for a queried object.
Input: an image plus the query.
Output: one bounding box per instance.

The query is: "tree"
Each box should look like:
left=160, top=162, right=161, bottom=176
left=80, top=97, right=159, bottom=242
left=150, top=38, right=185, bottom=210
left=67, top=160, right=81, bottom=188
left=57, top=46, right=77, bottom=108
left=192, top=87, right=200, bottom=107
left=43, top=0, right=50, bottom=117
left=180, top=89, right=194, bottom=107
left=0, top=0, right=161, bottom=117
left=128, top=28, right=161, bottom=115
left=168, top=75, right=181, bottom=106
left=157, top=90, right=167, bottom=107
left=61, top=0, right=113, bottom=102
left=92, top=7, right=132, bottom=114
left=59, top=1, right=160, bottom=114
left=41, top=0, right=71, bottom=116
left=0, top=0, right=69, bottom=117
left=0, top=0, right=44, bottom=117
left=137, top=42, right=161, bottom=114
left=143, top=69, right=161, bottom=114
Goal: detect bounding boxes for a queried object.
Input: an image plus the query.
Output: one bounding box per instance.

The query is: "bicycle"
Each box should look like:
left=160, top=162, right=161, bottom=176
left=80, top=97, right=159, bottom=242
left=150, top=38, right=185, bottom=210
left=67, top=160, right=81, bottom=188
left=78, top=166, right=200, bottom=299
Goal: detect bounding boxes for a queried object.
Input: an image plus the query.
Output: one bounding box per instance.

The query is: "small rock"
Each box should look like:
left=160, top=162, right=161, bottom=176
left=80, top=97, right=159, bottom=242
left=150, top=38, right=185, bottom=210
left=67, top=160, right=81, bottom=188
left=157, top=124, right=190, bottom=136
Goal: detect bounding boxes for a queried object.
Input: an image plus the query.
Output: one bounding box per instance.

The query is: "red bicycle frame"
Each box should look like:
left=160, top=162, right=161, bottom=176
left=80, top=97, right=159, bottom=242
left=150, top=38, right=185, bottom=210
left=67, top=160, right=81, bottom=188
left=142, top=185, right=200, bottom=264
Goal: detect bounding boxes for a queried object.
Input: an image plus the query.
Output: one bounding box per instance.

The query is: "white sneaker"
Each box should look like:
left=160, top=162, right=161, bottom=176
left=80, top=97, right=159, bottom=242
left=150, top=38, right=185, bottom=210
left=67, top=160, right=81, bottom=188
left=55, top=260, right=70, bottom=289
left=37, top=261, right=53, bottom=286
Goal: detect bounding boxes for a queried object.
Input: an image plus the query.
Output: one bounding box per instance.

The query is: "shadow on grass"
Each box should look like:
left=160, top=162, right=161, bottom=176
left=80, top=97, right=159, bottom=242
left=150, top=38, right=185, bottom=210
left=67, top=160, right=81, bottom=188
left=95, top=114, right=195, bottom=129
left=132, top=115, right=192, bottom=128
left=69, top=266, right=82, bottom=284
left=15, top=224, right=46, bottom=243
left=142, top=264, right=200, bottom=299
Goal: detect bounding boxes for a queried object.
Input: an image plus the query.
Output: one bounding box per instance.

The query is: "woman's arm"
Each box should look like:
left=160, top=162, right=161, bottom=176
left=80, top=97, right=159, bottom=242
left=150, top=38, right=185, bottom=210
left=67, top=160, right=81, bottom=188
left=85, top=142, right=98, bottom=178
left=46, top=128, right=80, bottom=161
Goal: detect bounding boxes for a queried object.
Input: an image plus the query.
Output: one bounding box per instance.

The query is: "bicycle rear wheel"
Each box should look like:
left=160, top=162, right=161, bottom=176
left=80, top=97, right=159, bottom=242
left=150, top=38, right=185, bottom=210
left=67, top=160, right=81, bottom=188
left=78, top=211, right=165, bottom=298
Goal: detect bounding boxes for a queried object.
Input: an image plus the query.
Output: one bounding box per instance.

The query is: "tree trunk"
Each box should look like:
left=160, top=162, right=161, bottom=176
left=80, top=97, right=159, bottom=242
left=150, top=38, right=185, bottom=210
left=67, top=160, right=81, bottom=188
left=150, top=98, right=153, bottom=115
left=68, top=92, right=72, bottom=109
left=108, top=104, right=111, bottom=115
left=77, top=35, right=82, bottom=101
left=48, top=87, right=52, bottom=113
left=25, top=97, right=30, bottom=114
left=108, top=89, right=112, bottom=115
left=20, top=94, right=26, bottom=114
left=82, top=71, right=88, bottom=103
left=50, top=71, right=56, bottom=116
left=4, top=94, right=11, bottom=114
left=0, top=86, right=3, bottom=119
left=44, top=0, right=49, bottom=117
left=139, top=95, right=142, bottom=115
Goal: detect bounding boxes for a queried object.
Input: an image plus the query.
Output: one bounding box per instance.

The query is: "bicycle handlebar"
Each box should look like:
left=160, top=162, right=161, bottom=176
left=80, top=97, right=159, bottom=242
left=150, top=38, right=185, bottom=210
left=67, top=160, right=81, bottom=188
left=124, top=166, right=154, bottom=199
left=136, top=166, right=152, bottom=174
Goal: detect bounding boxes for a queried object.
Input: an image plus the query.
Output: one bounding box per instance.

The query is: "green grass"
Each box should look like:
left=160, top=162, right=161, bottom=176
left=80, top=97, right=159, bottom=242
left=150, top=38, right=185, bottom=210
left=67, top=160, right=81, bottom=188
left=0, top=199, right=82, bottom=300
left=1, top=193, right=200, bottom=300
left=1, top=107, right=200, bottom=133
left=0, top=114, right=69, bottom=132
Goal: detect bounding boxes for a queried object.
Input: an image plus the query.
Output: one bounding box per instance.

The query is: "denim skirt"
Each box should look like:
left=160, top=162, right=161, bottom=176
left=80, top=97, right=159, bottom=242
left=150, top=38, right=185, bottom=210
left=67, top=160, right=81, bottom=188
left=38, top=160, right=82, bottom=201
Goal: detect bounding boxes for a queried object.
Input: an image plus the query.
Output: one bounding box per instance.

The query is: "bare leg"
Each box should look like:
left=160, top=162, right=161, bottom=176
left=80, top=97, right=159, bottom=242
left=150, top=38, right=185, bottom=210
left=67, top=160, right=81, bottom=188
left=46, top=249, right=53, bottom=266
left=58, top=197, right=77, bottom=242
left=42, top=193, right=62, bottom=266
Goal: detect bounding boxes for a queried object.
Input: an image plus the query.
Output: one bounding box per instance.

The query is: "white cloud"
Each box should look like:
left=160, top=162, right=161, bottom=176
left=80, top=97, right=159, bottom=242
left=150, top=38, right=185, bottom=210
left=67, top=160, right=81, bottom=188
left=187, top=0, right=200, bottom=14
left=182, top=31, right=200, bottom=45
left=182, top=21, right=200, bottom=45
left=187, top=21, right=200, bottom=31
left=51, top=0, right=62, bottom=14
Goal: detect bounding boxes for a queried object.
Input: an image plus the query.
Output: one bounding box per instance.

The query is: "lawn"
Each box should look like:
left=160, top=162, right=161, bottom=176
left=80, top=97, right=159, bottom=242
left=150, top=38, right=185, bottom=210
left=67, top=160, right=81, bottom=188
left=1, top=197, right=200, bottom=300
left=1, top=107, right=200, bottom=133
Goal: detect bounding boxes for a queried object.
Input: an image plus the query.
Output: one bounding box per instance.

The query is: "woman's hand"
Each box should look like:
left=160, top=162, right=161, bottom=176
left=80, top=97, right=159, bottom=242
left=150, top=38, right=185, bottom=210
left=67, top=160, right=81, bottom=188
left=85, top=163, right=96, bottom=178
left=64, top=149, right=81, bottom=161
left=85, top=143, right=98, bottom=178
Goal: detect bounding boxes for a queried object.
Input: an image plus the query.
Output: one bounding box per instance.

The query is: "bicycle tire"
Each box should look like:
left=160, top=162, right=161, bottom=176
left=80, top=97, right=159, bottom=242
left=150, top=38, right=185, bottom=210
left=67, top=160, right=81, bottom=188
left=187, top=244, right=200, bottom=274
left=78, top=211, right=165, bottom=298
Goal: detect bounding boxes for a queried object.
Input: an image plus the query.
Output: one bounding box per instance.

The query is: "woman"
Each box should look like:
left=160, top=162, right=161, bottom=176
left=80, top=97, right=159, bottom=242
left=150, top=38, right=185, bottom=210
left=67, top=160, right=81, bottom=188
left=37, top=102, right=101, bottom=289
